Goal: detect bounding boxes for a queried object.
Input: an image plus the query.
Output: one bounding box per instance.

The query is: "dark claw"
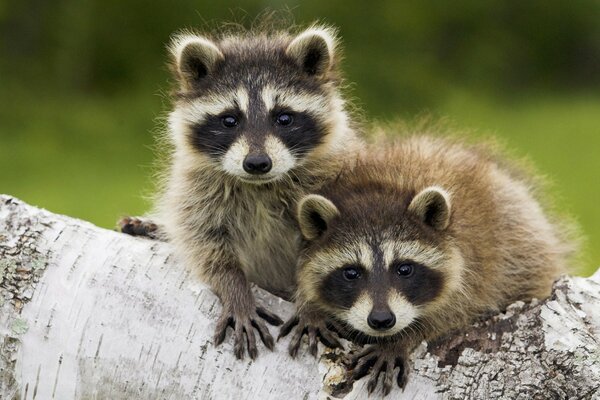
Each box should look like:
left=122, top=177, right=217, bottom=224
left=396, top=358, right=409, bottom=389
left=351, top=353, right=377, bottom=380
left=233, top=323, right=245, bottom=359
left=244, top=325, right=258, bottom=359
left=318, top=329, right=342, bottom=349
left=366, top=359, right=386, bottom=394
left=288, top=325, right=306, bottom=358
left=213, top=327, right=227, bottom=346
left=251, top=319, right=274, bottom=350
left=288, top=343, right=299, bottom=358
left=213, top=315, right=233, bottom=346
left=382, top=362, right=394, bottom=396
left=350, top=346, right=376, bottom=369
left=367, top=375, right=378, bottom=394
left=308, top=328, right=318, bottom=357
left=278, top=315, right=300, bottom=340
left=256, top=306, right=283, bottom=326
left=289, top=324, right=309, bottom=358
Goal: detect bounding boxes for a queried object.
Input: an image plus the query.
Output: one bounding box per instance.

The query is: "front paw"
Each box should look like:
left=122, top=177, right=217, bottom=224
left=350, top=345, right=409, bottom=396
left=213, top=306, right=283, bottom=360
left=118, top=216, right=160, bottom=239
left=278, top=313, right=342, bottom=358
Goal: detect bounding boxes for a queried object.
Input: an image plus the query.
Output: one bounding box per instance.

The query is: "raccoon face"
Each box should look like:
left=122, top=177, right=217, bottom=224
left=168, top=27, right=342, bottom=184
left=297, top=187, right=463, bottom=338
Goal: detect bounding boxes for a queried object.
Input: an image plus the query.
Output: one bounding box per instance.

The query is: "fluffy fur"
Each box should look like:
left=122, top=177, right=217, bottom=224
left=141, top=23, right=362, bottom=361
left=283, top=134, right=576, bottom=394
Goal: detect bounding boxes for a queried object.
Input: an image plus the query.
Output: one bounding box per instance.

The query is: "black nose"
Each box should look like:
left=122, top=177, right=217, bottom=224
left=243, top=154, right=272, bottom=175
left=367, top=310, right=396, bottom=330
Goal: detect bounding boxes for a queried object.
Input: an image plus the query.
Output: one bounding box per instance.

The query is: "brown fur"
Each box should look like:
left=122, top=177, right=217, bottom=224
left=286, top=134, right=576, bottom=394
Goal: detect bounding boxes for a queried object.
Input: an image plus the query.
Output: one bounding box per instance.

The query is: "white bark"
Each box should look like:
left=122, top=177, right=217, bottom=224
left=1, top=195, right=599, bottom=400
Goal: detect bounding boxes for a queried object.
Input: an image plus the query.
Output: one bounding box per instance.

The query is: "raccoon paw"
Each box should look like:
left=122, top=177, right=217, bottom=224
left=213, top=306, right=283, bottom=360
left=350, top=345, right=409, bottom=396
left=278, top=313, right=342, bottom=358
left=118, top=216, right=160, bottom=239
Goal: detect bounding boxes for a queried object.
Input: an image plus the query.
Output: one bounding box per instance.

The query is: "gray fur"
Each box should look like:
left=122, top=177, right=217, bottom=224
left=152, top=25, right=363, bottom=359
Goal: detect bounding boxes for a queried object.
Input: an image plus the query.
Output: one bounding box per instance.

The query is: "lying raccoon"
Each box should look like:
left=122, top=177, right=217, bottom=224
left=281, top=135, right=574, bottom=394
left=120, top=24, right=363, bottom=359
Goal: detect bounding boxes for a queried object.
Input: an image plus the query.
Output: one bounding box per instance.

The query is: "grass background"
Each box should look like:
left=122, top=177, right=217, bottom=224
left=1, top=2, right=598, bottom=275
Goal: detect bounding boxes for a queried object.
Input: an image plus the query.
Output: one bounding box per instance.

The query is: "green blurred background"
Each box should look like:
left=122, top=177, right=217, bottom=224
left=1, top=1, right=598, bottom=275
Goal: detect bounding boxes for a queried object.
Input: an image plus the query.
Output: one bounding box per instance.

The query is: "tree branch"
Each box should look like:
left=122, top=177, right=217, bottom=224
left=1, top=195, right=598, bottom=399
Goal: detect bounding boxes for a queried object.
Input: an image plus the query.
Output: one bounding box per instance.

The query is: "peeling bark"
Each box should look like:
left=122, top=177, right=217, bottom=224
left=1, top=195, right=599, bottom=399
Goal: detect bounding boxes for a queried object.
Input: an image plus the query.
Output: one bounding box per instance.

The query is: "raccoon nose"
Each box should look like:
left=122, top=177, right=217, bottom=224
left=367, top=310, right=396, bottom=331
left=243, top=154, right=272, bottom=175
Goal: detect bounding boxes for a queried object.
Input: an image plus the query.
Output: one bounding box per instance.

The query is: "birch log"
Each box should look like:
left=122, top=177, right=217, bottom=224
left=0, top=195, right=599, bottom=400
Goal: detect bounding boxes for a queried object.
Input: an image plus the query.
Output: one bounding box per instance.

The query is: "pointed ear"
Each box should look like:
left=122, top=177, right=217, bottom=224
left=170, top=34, right=224, bottom=90
left=286, top=27, right=337, bottom=78
left=297, top=194, right=340, bottom=240
left=408, top=187, right=451, bottom=230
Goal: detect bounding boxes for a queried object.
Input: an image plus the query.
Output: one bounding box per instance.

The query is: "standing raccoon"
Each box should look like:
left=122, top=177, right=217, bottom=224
left=282, top=135, right=574, bottom=394
left=122, top=25, right=363, bottom=359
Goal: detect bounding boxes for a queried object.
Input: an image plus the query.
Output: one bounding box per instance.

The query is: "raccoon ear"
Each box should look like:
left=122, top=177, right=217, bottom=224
left=286, top=27, right=337, bottom=78
left=408, top=187, right=451, bottom=230
left=297, top=194, right=340, bottom=240
left=170, top=34, right=224, bottom=90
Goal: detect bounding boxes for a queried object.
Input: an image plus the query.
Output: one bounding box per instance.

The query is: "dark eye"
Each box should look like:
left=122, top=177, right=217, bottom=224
left=276, top=113, right=293, bottom=126
left=342, top=267, right=361, bottom=281
left=396, top=263, right=414, bottom=278
left=222, top=116, right=238, bottom=128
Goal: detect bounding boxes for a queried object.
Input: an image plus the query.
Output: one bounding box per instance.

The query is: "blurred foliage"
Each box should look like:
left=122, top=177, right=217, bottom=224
left=2, top=0, right=600, bottom=106
left=0, top=0, right=599, bottom=274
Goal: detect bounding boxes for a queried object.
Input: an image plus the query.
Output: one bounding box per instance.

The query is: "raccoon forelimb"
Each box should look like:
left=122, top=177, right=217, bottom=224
left=198, top=242, right=283, bottom=359
left=348, top=340, right=413, bottom=396
left=279, top=308, right=342, bottom=357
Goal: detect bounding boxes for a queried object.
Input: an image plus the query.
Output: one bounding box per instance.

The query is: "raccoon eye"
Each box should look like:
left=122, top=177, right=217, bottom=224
left=222, top=116, right=238, bottom=128
left=276, top=113, right=294, bottom=126
left=342, top=267, right=361, bottom=281
left=395, top=263, right=414, bottom=278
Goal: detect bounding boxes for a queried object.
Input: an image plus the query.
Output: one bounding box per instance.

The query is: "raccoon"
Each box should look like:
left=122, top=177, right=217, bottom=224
left=120, top=24, right=363, bottom=360
left=281, top=135, right=574, bottom=394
